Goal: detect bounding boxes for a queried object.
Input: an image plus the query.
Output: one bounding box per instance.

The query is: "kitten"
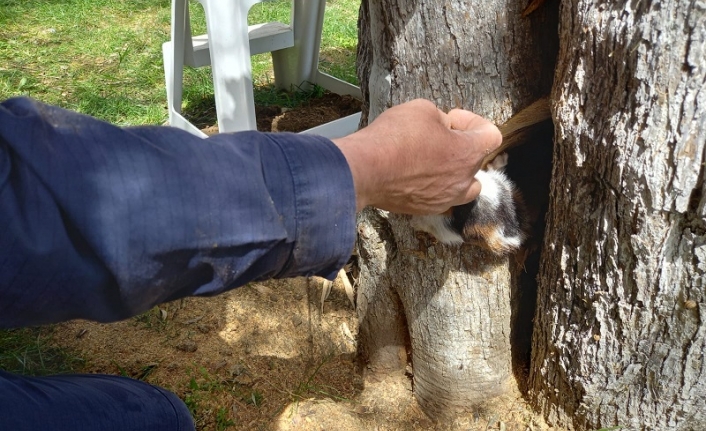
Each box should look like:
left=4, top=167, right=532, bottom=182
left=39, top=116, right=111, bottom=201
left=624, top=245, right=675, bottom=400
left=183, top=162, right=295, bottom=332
left=410, top=153, right=527, bottom=254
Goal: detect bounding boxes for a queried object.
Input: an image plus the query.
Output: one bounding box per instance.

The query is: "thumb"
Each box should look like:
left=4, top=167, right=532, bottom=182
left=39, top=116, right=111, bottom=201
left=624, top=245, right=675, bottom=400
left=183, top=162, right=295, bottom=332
left=457, top=179, right=482, bottom=206
left=448, top=109, right=502, bottom=153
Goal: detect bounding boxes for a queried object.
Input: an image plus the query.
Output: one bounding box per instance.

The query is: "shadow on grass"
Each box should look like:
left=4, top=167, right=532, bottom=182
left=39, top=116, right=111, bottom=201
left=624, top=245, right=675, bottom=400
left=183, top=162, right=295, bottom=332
left=319, top=46, right=358, bottom=86
left=181, top=93, right=218, bottom=130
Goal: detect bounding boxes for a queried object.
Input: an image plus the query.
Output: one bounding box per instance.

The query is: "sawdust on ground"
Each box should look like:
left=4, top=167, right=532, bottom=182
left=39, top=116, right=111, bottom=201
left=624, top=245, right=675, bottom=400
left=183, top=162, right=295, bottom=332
left=52, top=276, right=549, bottom=431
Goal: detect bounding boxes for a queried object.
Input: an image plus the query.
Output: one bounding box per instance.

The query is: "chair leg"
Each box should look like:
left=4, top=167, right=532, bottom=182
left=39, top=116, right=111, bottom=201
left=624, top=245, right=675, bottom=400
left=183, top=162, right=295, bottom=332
left=271, top=0, right=326, bottom=92
left=200, top=0, right=258, bottom=133
left=162, top=0, right=207, bottom=137
left=164, top=0, right=187, bottom=123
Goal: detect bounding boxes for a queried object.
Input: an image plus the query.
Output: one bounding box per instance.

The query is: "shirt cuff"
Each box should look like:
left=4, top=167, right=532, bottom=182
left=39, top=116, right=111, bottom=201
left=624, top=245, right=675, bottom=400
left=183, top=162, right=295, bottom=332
left=262, top=132, right=356, bottom=280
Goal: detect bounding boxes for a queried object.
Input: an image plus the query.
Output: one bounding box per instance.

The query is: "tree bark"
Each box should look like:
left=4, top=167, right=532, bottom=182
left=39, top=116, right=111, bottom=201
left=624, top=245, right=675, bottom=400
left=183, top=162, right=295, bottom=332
left=529, top=1, right=706, bottom=430
left=356, top=0, right=557, bottom=420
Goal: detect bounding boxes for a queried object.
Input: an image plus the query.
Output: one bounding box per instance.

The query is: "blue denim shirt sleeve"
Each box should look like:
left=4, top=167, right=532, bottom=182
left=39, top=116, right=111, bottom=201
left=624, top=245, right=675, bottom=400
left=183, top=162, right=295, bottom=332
left=0, top=97, right=356, bottom=327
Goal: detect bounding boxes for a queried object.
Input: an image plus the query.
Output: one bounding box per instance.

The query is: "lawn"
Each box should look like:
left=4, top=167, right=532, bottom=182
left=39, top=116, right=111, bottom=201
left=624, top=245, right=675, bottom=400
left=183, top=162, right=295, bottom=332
left=0, top=0, right=359, bottom=126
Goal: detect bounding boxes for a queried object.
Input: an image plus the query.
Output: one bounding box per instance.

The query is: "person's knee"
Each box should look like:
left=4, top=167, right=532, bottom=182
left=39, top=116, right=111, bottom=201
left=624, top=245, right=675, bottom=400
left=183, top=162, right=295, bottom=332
left=0, top=371, right=195, bottom=431
left=151, top=384, right=195, bottom=431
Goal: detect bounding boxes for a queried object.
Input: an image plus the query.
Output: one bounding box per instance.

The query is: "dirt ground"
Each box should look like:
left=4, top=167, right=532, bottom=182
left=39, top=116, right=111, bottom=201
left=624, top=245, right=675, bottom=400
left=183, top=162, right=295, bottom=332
left=50, top=94, right=552, bottom=430
left=198, top=92, right=363, bottom=135
left=52, top=276, right=549, bottom=431
left=257, top=92, right=362, bottom=133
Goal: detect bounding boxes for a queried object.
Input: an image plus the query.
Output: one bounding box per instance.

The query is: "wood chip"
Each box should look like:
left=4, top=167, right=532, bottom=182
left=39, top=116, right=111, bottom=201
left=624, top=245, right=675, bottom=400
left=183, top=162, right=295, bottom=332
left=184, top=316, right=204, bottom=325
left=338, top=268, right=356, bottom=308
left=175, top=340, right=198, bottom=352
left=340, top=322, right=354, bottom=341
left=252, top=283, right=274, bottom=296
left=321, top=279, right=333, bottom=313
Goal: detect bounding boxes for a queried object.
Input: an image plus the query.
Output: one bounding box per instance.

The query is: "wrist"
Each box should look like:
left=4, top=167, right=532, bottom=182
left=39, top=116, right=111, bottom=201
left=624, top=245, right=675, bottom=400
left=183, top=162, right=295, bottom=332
left=332, top=133, right=378, bottom=211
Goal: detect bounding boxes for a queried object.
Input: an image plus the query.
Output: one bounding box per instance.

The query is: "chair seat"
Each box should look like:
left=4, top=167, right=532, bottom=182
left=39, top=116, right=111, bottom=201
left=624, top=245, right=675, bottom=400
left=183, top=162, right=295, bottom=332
left=187, top=22, right=294, bottom=68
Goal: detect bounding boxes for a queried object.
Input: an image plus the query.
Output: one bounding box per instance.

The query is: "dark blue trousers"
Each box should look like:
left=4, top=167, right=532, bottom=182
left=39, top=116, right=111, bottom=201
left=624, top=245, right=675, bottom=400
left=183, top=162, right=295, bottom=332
left=0, top=371, right=194, bottom=430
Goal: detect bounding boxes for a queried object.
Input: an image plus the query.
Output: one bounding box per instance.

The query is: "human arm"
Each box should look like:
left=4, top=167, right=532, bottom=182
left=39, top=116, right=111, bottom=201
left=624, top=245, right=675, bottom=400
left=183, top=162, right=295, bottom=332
left=0, top=97, right=499, bottom=328
left=0, top=97, right=356, bottom=327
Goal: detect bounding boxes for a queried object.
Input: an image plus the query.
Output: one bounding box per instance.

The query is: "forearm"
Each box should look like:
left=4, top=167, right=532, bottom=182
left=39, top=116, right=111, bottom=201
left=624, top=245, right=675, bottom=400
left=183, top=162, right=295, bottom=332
left=0, top=98, right=356, bottom=327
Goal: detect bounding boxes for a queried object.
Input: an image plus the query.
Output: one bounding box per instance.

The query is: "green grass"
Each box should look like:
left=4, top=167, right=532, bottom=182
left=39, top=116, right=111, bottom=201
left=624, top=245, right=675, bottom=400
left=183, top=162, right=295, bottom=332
left=317, top=0, right=359, bottom=84
left=0, top=0, right=173, bottom=125
left=0, top=327, right=85, bottom=376
left=183, top=365, right=262, bottom=429
left=0, top=0, right=359, bottom=126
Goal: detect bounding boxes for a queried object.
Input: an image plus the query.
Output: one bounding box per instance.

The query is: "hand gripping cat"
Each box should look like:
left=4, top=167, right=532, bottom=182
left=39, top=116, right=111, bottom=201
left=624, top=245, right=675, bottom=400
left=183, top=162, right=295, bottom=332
left=410, top=97, right=551, bottom=255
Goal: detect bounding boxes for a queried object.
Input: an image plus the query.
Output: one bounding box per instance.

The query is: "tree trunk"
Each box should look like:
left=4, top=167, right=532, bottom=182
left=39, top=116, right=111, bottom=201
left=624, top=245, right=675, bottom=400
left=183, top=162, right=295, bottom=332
left=529, top=1, right=706, bottom=430
left=356, top=0, right=557, bottom=420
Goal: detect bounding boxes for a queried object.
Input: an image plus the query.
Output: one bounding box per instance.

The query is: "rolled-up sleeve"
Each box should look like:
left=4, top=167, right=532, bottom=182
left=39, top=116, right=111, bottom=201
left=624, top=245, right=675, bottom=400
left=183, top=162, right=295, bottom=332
left=0, top=97, right=356, bottom=327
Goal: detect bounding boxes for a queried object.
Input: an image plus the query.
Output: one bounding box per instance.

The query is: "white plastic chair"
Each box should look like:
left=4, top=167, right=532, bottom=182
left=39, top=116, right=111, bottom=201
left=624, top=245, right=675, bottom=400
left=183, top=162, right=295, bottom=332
left=163, top=0, right=361, bottom=138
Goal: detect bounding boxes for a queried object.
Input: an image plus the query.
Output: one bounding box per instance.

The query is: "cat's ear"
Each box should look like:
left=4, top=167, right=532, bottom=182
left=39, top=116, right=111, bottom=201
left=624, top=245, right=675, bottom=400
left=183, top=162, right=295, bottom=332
left=486, top=152, right=508, bottom=171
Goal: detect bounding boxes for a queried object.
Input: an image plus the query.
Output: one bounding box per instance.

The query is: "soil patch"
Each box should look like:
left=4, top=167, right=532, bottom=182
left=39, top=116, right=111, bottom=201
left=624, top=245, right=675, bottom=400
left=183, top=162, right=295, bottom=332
left=200, top=91, right=362, bottom=136
left=52, top=277, right=368, bottom=431
left=258, top=92, right=362, bottom=133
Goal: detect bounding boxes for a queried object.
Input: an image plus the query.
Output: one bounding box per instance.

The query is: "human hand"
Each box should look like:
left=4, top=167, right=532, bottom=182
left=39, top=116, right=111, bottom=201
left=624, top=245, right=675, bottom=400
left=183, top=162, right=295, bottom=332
left=333, top=99, right=502, bottom=214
